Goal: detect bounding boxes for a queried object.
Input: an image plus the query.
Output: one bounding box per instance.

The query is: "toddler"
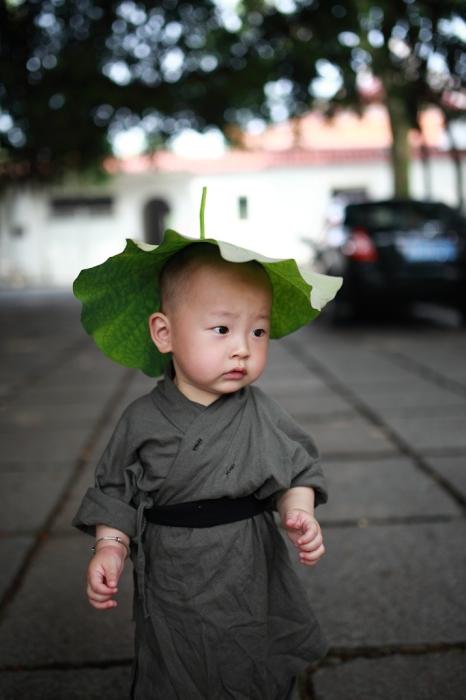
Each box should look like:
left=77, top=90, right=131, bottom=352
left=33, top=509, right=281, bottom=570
left=74, top=240, right=333, bottom=699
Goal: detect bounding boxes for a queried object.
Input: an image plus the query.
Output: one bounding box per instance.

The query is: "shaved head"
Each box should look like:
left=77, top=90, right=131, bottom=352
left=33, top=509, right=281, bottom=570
left=159, top=243, right=271, bottom=314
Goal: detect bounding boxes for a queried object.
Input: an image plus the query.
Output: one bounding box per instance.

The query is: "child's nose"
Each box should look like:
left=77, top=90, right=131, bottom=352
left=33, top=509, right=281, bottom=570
left=231, top=335, right=250, bottom=358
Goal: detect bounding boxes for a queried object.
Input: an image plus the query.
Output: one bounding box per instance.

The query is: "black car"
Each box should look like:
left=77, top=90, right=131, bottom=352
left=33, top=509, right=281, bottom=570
left=314, top=198, right=466, bottom=321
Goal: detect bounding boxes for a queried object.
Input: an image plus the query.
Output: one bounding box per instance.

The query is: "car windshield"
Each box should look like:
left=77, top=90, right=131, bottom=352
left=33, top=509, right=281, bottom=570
left=345, top=202, right=465, bottom=232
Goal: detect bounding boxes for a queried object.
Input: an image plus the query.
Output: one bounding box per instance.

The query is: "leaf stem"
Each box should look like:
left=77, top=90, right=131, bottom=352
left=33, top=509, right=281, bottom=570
left=200, top=186, right=207, bottom=240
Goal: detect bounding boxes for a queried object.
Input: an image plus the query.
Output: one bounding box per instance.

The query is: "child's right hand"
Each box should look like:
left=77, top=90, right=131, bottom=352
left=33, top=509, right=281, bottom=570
left=86, top=544, right=127, bottom=610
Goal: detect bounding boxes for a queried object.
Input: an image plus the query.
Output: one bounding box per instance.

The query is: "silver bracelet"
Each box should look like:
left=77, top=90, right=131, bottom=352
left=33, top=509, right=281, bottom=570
left=91, top=535, right=129, bottom=556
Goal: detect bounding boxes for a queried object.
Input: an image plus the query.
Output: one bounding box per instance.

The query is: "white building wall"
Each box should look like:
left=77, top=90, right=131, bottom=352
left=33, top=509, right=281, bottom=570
left=0, top=152, right=464, bottom=288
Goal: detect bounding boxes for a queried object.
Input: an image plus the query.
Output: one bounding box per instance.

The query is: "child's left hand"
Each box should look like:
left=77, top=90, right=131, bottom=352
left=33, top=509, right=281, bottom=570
left=283, top=509, right=325, bottom=567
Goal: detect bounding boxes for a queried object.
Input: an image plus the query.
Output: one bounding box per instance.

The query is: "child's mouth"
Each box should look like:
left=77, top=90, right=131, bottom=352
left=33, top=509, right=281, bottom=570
left=223, top=369, right=247, bottom=379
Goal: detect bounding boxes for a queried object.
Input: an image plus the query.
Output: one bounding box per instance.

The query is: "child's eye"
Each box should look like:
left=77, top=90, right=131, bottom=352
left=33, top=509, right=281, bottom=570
left=213, top=326, right=229, bottom=335
left=253, top=328, right=267, bottom=337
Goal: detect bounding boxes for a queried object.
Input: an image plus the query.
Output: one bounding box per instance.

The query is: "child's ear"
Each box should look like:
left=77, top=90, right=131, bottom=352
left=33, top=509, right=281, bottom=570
left=149, top=312, right=172, bottom=354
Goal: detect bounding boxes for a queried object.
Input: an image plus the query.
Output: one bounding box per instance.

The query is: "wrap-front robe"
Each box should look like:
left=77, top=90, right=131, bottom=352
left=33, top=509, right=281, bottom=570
left=73, top=374, right=328, bottom=699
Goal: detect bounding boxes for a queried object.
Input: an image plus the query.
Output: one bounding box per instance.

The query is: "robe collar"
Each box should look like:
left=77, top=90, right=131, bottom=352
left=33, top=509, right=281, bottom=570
left=151, top=363, right=248, bottom=433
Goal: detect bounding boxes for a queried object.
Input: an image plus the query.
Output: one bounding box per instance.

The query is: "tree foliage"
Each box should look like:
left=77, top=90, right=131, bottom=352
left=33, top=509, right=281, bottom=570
left=0, top=0, right=245, bottom=183
left=0, top=0, right=465, bottom=192
left=232, top=0, right=466, bottom=195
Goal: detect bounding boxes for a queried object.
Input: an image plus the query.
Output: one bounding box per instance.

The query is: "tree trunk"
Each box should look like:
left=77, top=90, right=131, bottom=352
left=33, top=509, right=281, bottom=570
left=386, top=95, right=411, bottom=198
left=417, top=115, right=432, bottom=200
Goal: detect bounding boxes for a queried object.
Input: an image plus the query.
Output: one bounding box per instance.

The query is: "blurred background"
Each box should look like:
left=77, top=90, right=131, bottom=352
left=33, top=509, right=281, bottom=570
left=0, top=0, right=465, bottom=290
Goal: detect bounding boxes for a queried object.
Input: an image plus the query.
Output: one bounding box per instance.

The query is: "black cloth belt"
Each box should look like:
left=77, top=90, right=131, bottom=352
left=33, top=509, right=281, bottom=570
left=145, top=495, right=270, bottom=528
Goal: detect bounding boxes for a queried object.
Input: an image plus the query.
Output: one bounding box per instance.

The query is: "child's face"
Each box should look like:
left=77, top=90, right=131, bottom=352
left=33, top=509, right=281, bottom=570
left=154, top=260, right=272, bottom=406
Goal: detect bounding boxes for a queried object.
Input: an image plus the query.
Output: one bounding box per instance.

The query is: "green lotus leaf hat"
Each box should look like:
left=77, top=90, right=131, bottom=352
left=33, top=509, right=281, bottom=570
left=74, top=188, right=343, bottom=377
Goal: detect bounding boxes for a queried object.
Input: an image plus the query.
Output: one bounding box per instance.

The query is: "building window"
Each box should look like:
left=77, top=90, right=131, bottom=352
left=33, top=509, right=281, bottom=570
left=49, top=196, right=114, bottom=218
left=238, top=196, right=248, bottom=220
left=330, top=187, right=368, bottom=203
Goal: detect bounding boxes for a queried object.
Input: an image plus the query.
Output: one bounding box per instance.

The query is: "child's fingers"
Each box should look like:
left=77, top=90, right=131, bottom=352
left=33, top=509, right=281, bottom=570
left=88, top=571, right=117, bottom=595
left=299, top=543, right=326, bottom=566
left=88, top=561, right=121, bottom=594
left=297, top=519, right=320, bottom=545
left=299, top=537, right=323, bottom=554
left=298, top=526, right=322, bottom=549
left=88, top=594, right=118, bottom=610
left=87, top=579, right=117, bottom=600
left=87, top=580, right=119, bottom=609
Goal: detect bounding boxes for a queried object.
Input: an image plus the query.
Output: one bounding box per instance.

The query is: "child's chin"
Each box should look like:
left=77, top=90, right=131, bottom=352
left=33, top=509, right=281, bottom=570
left=221, top=379, right=252, bottom=392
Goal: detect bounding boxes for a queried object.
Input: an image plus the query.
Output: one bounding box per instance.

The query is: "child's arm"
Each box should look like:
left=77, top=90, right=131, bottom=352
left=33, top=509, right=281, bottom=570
left=277, top=487, right=325, bottom=567
left=86, top=525, right=130, bottom=610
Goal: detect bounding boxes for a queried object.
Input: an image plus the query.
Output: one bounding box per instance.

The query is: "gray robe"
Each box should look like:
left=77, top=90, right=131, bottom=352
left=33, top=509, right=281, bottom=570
left=73, top=375, right=328, bottom=699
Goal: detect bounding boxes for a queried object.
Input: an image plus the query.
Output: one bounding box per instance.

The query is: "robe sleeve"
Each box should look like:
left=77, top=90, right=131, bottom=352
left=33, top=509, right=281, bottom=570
left=276, top=410, right=328, bottom=507
left=252, top=389, right=328, bottom=508
left=72, top=407, right=140, bottom=538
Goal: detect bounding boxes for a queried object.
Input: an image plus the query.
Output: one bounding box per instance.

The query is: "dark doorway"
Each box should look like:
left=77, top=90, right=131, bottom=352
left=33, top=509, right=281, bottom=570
left=143, top=198, right=170, bottom=244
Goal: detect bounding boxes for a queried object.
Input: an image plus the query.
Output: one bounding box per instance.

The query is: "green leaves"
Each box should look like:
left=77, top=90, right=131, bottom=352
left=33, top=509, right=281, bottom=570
left=74, top=231, right=342, bottom=377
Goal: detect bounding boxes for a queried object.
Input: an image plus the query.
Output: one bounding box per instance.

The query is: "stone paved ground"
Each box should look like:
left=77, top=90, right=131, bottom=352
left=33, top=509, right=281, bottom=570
left=0, top=292, right=465, bottom=700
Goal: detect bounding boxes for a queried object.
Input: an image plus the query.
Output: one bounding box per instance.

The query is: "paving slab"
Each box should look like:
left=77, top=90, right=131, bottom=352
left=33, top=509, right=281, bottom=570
left=425, top=455, right=466, bottom=501
left=321, top=458, right=461, bottom=523
left=48, top=366, right=129, bottom=388
left=312, top=650, right=466, bottom=700
left=53, top=347, right=129, bottom=372
left=258, top=352, right=327, bottom=391
left=0, top=427, right=92, bottom=462
left=268, top=342, right=307, bottom=363
left=0, top=536, right=34, bottom=601
left=19, top=383, right=121, bottom=406
left=52, top=462, right=98, bottom=535
left=0, top=400, right=109, bottom=429
left=258, top=386, right=355, bottom=420
left=334, top=376, right=443, bottom=397
left=257, top=374, right=328, bottom=393
left=287, top=341, right=421, bottom=384
left=297, top=521, right=466, bottom=648
left=381, top=338, right=466, bottom=381
left=384, top=414, right=466, bottom=452
left=0, top=666, right=132, bottom=700
left=257, top=378, right=338, bottom=399
left=0, top=536, right=134, bottom=666
left=297, top=415, right=396, bottom=458
left=357, top=385, right=466, bottom=415
left=0, top=463, right=74, bottom=533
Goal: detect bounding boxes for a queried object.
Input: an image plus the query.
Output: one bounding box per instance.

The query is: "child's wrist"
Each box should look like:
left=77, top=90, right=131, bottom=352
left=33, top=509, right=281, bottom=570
left=286, top=507, right=315, bottom=517
left=283, top=508, right=317, bottom=524
left=91, top=535, right=129, bottom=558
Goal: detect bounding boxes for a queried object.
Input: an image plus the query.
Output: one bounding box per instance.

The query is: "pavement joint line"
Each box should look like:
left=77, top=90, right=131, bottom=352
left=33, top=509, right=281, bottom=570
left=0, top=368, right=136, bottom=620
left=0, top=337, right=88, bottom=406
left=0, top=658, right=133, bottom=673
left=305, top=642, right=466, bottom=697
left=373, top=405, right=466, bottom=418
left=378, top=348, right=466, bottom=398
left=314, top=640, right=466, bottom=667
left=322, top=448, right=466, bottom=461
left=414, top=446, right=466, bottom=458
left=283, top=335, right=466, bottom=514
left=319, top=451, right=402, bottom=462
left=288, top=410, right=359, bottom=423
left=319, top=450, right=400, bottom=461
left=319, top=513, right=462, bottom=529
